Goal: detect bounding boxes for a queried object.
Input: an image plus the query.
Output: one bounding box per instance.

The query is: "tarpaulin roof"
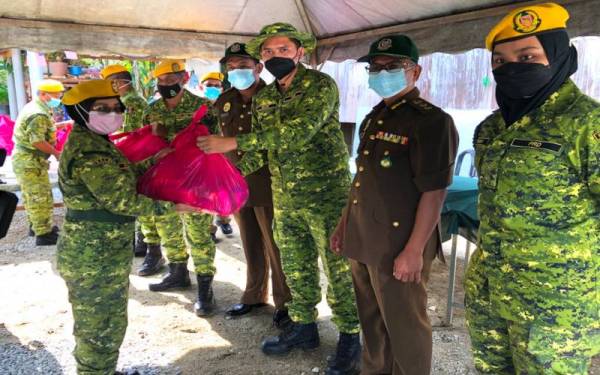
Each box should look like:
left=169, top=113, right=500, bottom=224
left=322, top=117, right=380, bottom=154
left=1, top=0, right=599, bottom=62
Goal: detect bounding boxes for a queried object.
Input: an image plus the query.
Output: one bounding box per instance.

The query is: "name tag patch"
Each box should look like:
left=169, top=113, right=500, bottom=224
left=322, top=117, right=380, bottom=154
left=510, top=139, right=562, bottom=153
left=376, top=131, right=408, bottom=145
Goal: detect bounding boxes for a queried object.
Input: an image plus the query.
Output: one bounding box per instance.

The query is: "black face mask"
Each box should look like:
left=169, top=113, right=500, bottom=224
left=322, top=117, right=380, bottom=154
left=493, top=31, right=578, bottom=126
left=493, top=62, right=554, bottom=99
left=265, top=57, right=297, bottom=80
left=157, top=82, right=182, bottom=99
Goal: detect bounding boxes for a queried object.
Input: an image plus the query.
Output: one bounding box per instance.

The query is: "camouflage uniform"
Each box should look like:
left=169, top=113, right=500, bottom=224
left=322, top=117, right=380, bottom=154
left=142, top=89, right=217, bottom=275
left=237, top=64, right=360, bottom=333
left=11, top=99, right=55, bottom=235
left=120, top=90, right=148, bottom=133
left=57, top=124, right=174, bottom=374
left=466, top=80, right=600, bottom=374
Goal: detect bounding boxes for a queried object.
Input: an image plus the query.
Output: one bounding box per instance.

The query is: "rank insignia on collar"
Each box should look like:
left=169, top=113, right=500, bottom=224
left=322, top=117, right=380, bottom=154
left=223, top=102, right=231, bottom=113
left=593, top=132, right=600, bottom=141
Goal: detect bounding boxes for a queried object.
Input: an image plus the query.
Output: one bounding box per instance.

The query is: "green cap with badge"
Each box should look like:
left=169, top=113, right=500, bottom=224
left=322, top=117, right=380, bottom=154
left=219, top=42, right=259, bottom=64
left=358, top=35, right=419, bottom=63
left=246, top=22, right=316, bottom=59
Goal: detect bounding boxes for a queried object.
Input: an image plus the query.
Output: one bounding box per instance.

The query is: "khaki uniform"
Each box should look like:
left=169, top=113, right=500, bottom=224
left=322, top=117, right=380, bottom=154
left=215, top=81, right=291, bottom=308
left=341, top=89, right=458, bottom=374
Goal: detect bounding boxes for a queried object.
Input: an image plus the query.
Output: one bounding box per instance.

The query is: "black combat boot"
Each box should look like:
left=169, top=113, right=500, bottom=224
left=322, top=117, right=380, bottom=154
left=31, top=224, right=58, bottom=237
left=133, top=231, right=147, bottom=257
left=148, top=262, right=191, bottom=291
left=272, top=309, right=292, bottom=329
left=194, top=274, right=215, bottom=316
left=35, top=226, right=59, bottom=246
left=325, top=333, right=361, bottom=375
left=261, top=321, right=320, bottom=355
left=137, top=244, right=164, bottom=276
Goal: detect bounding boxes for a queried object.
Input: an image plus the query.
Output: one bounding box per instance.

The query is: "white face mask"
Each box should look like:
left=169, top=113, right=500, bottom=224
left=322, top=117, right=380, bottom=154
left=87, top=111, right=124, bottom=135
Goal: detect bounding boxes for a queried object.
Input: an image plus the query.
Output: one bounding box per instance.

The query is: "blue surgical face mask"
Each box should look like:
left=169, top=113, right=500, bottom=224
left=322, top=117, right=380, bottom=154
left=227, top=69, right=256, bottom=90
left=204, top=86, right=222, bottom=101
left=368, top=69, right=408, bottom=99
left=47, top=97, right=62, bottom=108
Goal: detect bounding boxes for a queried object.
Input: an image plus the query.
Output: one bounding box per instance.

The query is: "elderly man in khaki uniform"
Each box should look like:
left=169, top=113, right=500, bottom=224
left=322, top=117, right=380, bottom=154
left=332, top=35, right=458, bottom=374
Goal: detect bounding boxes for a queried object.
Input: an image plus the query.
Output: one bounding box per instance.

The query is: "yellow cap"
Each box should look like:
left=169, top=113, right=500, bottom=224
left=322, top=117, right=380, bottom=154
left=200, top=71, right=224, bottom=83
left=37, top=79, right=65, bottom=93
left=152, top=60, right=186, bottom=78
left=486, top=3, right=569, bottom=50
left=62, top=80, right=120, bottom=105
left=100, top=64, right=129, bottom=79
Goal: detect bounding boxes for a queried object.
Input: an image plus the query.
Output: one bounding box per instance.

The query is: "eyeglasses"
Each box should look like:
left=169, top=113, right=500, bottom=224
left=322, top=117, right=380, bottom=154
left=91, top=105, right=124, bottom=114
left=366, top=60, right=416, bottom=73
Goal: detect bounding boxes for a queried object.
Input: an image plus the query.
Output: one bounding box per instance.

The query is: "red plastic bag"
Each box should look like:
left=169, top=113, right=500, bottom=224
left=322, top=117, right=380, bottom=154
left=0, top=115, right=15, bottom=155
left=55, top=123, right=72, bottom=152
left=109, top=125, right=169, bottom=163
left=138, top=106, right=249, bottom=216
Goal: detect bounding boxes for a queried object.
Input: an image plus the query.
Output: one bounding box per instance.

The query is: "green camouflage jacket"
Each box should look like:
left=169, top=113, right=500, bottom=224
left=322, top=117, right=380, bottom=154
left=121, top=90, right=148, bottom=132
left=236, top=64, right=350, bottom=207
left=12, top=98, right=56, bottom=154
left=58, top=125, right=173, bottom=216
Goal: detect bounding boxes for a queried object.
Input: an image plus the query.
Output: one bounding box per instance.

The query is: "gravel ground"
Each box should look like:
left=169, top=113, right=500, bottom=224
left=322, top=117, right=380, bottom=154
left=0, top=209, right=596, bottom=374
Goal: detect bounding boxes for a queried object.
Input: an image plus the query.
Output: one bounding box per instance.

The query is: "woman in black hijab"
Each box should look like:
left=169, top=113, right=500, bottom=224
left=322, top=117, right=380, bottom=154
left=466, top=3, right=600, bottom=374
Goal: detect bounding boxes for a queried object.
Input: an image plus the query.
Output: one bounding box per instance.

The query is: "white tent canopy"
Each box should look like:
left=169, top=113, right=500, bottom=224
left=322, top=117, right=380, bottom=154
left=1, top=0, right=599, bottom=62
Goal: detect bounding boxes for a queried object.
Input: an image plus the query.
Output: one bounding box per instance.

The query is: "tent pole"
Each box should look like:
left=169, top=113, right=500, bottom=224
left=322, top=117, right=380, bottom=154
left=294, top=0, right=320, bottom=68
left=7, top=67, right=18, bottom=120
left=10, top=48, right=27, bottom=114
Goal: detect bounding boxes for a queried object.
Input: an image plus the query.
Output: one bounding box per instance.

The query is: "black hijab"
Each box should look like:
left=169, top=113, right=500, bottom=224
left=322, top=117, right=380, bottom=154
left=493, top=30, right=578, bottom=126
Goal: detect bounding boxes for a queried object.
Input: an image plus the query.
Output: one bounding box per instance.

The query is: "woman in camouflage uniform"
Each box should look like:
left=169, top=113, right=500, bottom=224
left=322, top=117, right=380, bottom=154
left=56, top=80, right=193, bottom=375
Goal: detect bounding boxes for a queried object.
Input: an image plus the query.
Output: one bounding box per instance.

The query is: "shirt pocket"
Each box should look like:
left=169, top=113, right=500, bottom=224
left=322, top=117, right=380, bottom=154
left=499, top=139, right=569, bottom=192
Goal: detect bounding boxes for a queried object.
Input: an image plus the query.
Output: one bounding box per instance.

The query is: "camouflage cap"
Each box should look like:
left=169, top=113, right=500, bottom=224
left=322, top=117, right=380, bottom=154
left=358, top=35, right=419, bottom=63
left=219, top=42, right=259, bottom=64
left=246, top=22, right=316, bottom=59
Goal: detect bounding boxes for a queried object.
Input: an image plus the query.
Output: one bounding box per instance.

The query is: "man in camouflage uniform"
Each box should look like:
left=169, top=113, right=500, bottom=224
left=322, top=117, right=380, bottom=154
left=12, top=79, right=64, bottom=246
left=57, top=80, right=188, bottom=375
left=144, top=60, right=220, bottom=317
left=466, top=3, right=600, bottom=374
left=198, top=23, right=360, bottom=374
left=101, top=64, right=156, bottom=258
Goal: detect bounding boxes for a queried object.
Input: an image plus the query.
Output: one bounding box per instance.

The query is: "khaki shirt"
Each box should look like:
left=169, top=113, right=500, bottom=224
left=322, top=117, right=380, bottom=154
left=342, top=88, right=459, bottom=268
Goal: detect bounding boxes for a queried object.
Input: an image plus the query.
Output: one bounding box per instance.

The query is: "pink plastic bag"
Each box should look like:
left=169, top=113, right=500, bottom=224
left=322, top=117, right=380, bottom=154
left=55, top=124, right=72, bottom=152
left=0, top=115, right=15, bottom=155
left=109, top=125, right=170, bottom=163
left=138, top=106, right=249, bottom=216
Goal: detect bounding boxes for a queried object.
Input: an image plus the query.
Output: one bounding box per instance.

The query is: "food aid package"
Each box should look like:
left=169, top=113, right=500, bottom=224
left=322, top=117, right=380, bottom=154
left=109, top=125, right=169, bottom=163
left=0, top=115, right=15, bottom=155
left=138, top=106, right=249, bottom=216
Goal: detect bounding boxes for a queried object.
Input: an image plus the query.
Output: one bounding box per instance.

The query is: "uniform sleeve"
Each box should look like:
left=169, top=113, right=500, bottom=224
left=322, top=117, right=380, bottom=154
left=236, top=76, right=339, bottom=153
left=74, top=153, right=174, bottom=216
left=27, top=115, right=54, bottom=145
left=237, top=151, right=267, bottom=176
left=410, top=112, right=459, bottom=192
left=122, top=93, right=148, bottom=132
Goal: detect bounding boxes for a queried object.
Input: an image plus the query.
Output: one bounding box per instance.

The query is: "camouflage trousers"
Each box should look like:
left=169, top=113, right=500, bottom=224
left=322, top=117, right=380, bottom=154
left=144, top=212, right=215, bottom=275
left=12, top=153, right=53, bottom=235
left=273, top=201, right=360, bottom=334
left=465, top=248, right=599, bottom=374
left=57, top=219, right=134, bottom=375
left=137, top=215, right=160, bottom=245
